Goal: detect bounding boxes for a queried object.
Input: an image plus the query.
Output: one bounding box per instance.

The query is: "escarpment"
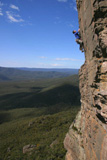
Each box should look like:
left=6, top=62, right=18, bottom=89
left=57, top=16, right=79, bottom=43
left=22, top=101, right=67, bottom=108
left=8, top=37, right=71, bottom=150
left=64, top=0, right=107, bottom=160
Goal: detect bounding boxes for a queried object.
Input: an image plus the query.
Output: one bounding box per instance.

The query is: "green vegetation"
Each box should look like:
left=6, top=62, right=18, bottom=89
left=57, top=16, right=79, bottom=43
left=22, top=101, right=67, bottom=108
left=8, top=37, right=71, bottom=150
left=0, top=75, right=80, bottom=111
left=0, top=67, right=78, bottom=81
left=0, top=107, right=80, bottom=160
left=0, top=74, right=80, bottom=159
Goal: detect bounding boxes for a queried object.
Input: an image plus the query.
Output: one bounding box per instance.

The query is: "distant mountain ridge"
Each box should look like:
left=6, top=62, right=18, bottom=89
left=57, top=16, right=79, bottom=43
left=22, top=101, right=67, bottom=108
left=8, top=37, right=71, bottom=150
left=16, top=67, right=79, bottom=74
left=0, top=67, right=79, bottom=81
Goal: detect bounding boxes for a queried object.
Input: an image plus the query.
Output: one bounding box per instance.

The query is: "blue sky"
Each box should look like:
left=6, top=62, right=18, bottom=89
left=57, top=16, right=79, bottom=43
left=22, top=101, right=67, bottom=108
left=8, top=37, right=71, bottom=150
left=0, top=0, right=85, bottom=69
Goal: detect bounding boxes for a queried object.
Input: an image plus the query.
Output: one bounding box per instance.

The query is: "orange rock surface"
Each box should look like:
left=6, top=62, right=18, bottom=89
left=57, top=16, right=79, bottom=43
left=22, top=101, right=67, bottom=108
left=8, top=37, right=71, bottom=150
left=64, top=0, right=107, bottom=159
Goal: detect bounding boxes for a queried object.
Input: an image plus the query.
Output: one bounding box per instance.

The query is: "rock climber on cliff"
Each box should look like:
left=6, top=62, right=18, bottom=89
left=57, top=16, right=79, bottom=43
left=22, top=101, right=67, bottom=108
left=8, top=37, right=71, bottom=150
left=72, top=29, right=84, bottom=52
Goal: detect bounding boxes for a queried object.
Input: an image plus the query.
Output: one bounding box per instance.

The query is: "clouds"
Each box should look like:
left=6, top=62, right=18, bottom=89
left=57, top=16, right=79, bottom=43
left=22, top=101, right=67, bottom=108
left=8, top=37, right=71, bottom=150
left=70, top=1, right=77, bottom=12
left=39, top=56, right=81, bottom=62
left=37, top=56, right=83, bottom=68
left=36, top=63, right=63, bottom=68
left=10, top=4, right=19, bottom=11
left=36, top=55, right=83, bottom=68
left=0, top=8, right=3, bottom=16
left=39, top=56, right=47, bottom=59
left=57, top=0, right=77, bottom=12
left=0, top=1, right=4, bottom=16
left=55, top=58, right=82, bottom=61
left=73, top=6, right=77, bottom=11
left=0, top=1, right=25, bottom=23
left=51, top=63, right=63, bottom=67
left=6, top=11, right=24, bottom=23
left=6, top=4, right=24, bottom=23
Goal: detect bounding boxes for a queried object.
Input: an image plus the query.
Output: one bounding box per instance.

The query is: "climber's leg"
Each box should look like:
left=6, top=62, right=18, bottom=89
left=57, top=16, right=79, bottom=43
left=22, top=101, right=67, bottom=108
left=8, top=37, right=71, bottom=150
left=76, top=39, right=83, bottom=45
left=76, top=39, right=84, bottom=52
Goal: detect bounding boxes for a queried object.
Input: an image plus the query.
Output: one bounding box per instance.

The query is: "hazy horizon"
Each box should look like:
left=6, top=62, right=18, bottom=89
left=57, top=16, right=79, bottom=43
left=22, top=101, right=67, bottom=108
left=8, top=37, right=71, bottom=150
left=0, top=66, right=80, bottom=69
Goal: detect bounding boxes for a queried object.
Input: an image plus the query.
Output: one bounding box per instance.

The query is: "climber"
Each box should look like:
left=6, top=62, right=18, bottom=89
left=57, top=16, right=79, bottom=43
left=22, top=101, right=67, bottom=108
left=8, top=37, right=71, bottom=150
left=72, top=29, right=84, bottom=52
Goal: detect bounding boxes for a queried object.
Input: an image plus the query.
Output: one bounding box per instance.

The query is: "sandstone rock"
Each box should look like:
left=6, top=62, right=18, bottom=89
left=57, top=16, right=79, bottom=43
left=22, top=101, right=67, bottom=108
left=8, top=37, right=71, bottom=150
left=64, top=0, right=107, bottom=159
left=101, top=62, right=107, bottom=73
left=23, top=144, right=36, bottom=154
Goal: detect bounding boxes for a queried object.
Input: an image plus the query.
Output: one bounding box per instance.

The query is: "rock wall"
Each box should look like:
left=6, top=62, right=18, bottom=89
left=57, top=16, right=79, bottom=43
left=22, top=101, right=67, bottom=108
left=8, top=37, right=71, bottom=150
left=64, top=0, right=107, bottom=159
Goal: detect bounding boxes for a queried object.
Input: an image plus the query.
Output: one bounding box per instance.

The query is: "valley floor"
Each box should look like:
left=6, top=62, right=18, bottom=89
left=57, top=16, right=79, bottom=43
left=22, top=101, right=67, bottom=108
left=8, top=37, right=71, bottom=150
left=0, top=75, right=80, bottom=159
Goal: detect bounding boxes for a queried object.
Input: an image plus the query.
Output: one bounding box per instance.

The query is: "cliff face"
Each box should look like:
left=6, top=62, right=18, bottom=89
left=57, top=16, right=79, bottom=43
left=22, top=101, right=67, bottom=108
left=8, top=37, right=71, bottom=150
left=64, top=0, right=107, bottom=160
